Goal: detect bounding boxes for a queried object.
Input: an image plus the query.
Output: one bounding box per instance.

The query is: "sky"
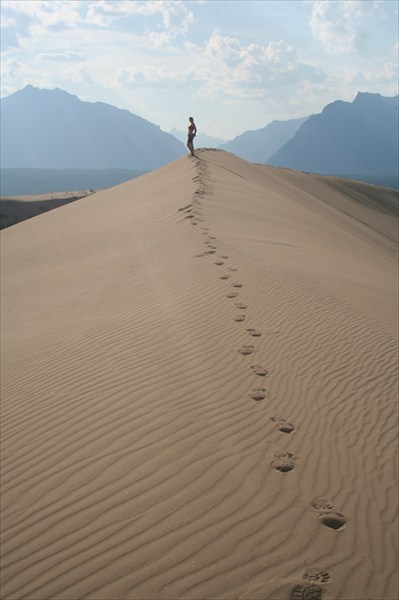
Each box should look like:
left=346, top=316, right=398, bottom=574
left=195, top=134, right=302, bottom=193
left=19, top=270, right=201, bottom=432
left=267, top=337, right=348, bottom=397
left=1, top=0, right=398, bottom=140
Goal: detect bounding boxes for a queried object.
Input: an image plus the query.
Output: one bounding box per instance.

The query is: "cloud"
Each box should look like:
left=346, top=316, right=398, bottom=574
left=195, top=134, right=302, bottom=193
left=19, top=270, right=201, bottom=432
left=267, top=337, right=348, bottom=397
left=0, top=58, right=51, bottom=94
left=85, top=0, right=194, bottom=42
left=0, top=0, right=82, bottom=51
left=1, top=56, right=94, bottom=98
left=1, top=0, right=81, bottom=27
left=0, top=17, right=24, bottom=50
left=38, top=51, right=87, bottom=62
left=1, top=58, right=27, bottom=80
left=114, top=64, right=191, bottom=89
left=60, top=65, right=93, bottom=85
left=147, top=31, right=174, bottom=49
left=111, top=33, right=325, bottom=99
left=185, top=34, right=326, bottom=99
left=0, top=14, right=16, bottom=28
left=309, top=0, right=382, bottom=54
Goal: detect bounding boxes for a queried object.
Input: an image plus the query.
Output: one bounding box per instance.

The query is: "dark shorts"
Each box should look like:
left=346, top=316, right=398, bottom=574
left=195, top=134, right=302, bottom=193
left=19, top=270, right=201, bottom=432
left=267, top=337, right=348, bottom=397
left=187, top=134, right=195, bottom=143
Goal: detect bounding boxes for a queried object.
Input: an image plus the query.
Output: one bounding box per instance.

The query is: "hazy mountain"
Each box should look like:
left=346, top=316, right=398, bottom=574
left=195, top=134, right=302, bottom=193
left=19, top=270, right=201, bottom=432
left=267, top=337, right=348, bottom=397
left=1, top=85, right=186, bottom=171
left=170, top=127, right=227, bottom=148
left=267, top=92, right=399, bottom=187
left=218, top=116, right=309, bottom=163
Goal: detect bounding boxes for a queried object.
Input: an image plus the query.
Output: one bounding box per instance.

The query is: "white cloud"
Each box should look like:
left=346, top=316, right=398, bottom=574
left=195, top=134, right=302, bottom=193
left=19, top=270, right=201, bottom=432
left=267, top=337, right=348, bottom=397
left=1, top=55, right=94, bottom=98
left=185, top=34, right=325, bottom=99
left=0, top=0, right=82, bottom=51
left=1, top=0, right=81, bottom=27
left=60, top=66, right=93, bottom=85
left=1, top=0, right=396, bottom=136
left=1, top=58, right=26, bottom=80
left=110, top=33, right=325, bottom=100
left=1, top=58, right=52, bottom=93
left=85, top=0, right=194, bottom=39
left=38, top=51, right=87, bottom=62
left=0, top=15, right=16, bottom=28
left=114, top=64, right=191, bottom=89
left=309, top=0, right=382, bottom=54
left=147, top=31, right=173, bottom=49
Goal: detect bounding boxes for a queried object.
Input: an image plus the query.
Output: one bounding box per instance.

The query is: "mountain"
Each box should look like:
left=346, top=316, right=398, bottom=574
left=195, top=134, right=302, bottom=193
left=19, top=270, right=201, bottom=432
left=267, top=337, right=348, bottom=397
left=170, top=127, right=227, bottom=148
left=267, top=92, right=399, bottom=187
left=0, top=85, right=186, bottom=171
left=218, top=116, right=309, bottom=163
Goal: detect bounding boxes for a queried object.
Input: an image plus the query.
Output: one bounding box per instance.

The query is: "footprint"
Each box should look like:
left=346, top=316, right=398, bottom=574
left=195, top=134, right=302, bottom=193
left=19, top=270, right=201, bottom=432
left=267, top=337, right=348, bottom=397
left=193, top=253, right=205, bottom=258
left=234, top=315, right=246, bottom=322
left=272, top=451, right=296, bottom=473
left=248, top=388, right=266, bottom=401
left=227, top=292, right=239, bottom=298
left=219, top=275, right=230, bottom=280
left=231, top=282, right=243, bottom=288
left=219, top=255, right=229, bottom=259
left=239, top=345, right=254, bottom=355
left=311, top=499, right=347, bottom=531
left=214, top=261, right=224, bottom=266
left=278, top=423, right=295, bottom=434
left=310, top=499, right=335, bottom=512
left=271, top=416, right=295, bottom=434
left=251, top=365, right=269, bottom=377
left=319, top=512, right=347, bottom=531
left=290, top=584, right=324, bottom=600
left=235, top=303, right=247, bottom=309
left=204, top=250, right=216, bottom=255
left=303, top=570, right=331, bottom=584
left=228, top=267, right=238, bottom=272
left=247, top=328, right=262, bottom=337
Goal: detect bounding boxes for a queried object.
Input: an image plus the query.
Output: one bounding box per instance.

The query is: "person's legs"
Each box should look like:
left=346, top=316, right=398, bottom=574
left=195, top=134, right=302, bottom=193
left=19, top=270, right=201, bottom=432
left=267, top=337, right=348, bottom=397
left=187, top=135, right=195, bottom=156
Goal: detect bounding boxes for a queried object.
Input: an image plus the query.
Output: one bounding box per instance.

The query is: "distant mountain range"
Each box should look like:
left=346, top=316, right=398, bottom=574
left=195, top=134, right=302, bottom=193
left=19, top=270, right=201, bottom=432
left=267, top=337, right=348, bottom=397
left=267, top=92, right=398, bottom=188
left=0, top=85, right=186, bottom=171
left=170, top=128, right=227, bottom=149
left=218, top=116, right=309, bottom=163
left=1, top=86, right=398, bottom=194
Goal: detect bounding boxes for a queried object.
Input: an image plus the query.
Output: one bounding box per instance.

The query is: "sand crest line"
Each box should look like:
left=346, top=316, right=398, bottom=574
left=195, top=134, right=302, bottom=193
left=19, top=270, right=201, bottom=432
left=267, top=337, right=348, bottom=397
left=187, top=151, right=332, bottom=588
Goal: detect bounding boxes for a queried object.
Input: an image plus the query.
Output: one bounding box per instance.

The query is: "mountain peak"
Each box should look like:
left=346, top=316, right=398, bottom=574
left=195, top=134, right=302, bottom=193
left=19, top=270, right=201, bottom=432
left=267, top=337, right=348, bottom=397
left=219, top=115, right=309, bottom=163
left=353, top=91, right=384, bottom=104
left=267, top=92, right=398, bottom=187
left=10, top=85, right=81, bottom=106
left=1, top=86, right=185, bottom=170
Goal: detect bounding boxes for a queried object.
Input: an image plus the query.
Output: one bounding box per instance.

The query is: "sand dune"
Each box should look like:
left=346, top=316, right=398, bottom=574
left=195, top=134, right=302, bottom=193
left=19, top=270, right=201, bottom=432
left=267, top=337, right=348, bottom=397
left=0, top=191, right=95, bottom=230
left=1, top=149, right=397, bottom=600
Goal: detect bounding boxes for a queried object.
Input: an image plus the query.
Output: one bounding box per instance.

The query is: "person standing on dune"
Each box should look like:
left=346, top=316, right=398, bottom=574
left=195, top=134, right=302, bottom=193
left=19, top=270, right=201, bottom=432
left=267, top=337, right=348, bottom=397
left=187, top=117, right=197, bottom=157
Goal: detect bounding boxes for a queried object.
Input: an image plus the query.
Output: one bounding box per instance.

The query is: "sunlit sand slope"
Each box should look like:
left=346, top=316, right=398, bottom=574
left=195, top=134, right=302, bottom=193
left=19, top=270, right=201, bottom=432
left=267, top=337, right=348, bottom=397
left=1, top=150, right=397, bottom=600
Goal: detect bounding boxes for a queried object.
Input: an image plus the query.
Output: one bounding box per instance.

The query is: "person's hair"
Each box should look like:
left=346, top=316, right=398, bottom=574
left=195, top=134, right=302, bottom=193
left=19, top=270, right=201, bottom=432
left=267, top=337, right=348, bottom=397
left=189, top=116, right=194, bottom=121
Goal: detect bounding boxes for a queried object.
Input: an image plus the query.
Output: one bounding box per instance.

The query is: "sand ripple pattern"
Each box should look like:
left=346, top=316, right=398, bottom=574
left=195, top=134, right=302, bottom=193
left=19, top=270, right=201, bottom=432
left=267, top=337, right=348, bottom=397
left=1, top=149, right=397, bottom=600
